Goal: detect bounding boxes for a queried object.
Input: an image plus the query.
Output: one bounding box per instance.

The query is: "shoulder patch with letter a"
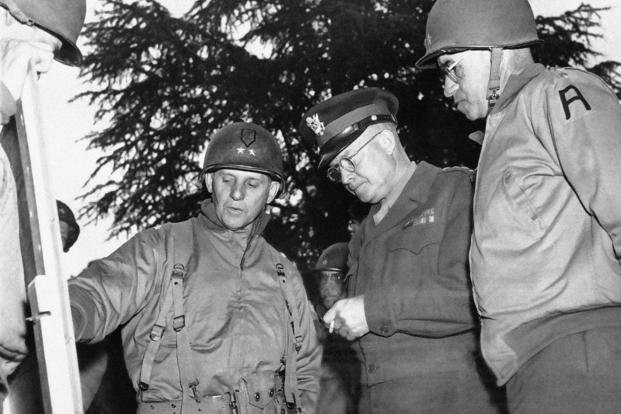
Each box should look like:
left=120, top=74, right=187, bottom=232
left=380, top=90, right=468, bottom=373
left=558, top=85, right=591, bottom=120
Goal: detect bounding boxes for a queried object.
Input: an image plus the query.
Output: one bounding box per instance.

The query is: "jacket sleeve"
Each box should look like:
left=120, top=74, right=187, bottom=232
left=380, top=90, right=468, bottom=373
left=364, top=172, right=476, bottom=338
left=544, top=69, right=621, bottom=258
left=69, top=228, right=164, bottom=343
left=288, top=262, right=322, bottom=414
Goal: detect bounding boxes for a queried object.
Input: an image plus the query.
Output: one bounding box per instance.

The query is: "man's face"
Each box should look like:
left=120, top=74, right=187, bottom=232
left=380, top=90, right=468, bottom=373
left=318, top=271, right=347, bottom=309
left=437, top=50, right=491, bottom=121
left=205, top=169, right=279, bottom=231
left=329, top=130, right=393, bottom=204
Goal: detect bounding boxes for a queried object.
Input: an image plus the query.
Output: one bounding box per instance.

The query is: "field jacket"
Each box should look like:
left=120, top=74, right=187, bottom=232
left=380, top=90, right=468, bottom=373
left=69, top=199, right=320, bottom=412
left=471, top=63, right=621, bottom=385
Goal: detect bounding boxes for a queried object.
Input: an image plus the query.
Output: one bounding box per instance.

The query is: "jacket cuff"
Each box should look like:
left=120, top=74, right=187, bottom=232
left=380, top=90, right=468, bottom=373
left=364, top=287, right=396, bottom=337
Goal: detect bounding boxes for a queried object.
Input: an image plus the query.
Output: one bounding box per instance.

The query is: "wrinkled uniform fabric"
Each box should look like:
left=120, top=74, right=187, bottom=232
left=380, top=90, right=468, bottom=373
left=0, top=81, right=28, bottom=404
left=69, top=199, right=321, bottom=413
left=348, top=162, right=498, bottom=413
left=471, top=63, right=621, bottom=388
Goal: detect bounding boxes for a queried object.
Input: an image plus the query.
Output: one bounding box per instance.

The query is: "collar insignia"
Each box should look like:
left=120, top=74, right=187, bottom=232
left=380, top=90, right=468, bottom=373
left=306, top=113, right=325, bottom=136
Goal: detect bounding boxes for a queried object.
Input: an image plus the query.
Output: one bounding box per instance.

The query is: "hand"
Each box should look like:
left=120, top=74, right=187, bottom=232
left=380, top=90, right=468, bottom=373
left=323, top=295, right=369, bottom=341
left=0, top=38, right=56, bottom=108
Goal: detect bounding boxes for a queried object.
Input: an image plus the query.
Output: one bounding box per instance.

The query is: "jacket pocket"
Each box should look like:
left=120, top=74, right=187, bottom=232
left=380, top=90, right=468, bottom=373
left=386, top=223, right=439, bottom=255
left=502, top=168, right=546, bottom=233
left=242, top=371, right=278, bottom=410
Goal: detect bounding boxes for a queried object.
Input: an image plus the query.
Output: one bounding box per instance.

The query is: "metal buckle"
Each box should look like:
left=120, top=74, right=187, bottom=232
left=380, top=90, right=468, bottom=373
left=173, top=315, right=185, bottom=331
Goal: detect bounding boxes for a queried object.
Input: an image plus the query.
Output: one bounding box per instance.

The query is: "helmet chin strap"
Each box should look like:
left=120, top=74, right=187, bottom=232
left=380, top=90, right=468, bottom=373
left=487, top=47, right=503, bottom=111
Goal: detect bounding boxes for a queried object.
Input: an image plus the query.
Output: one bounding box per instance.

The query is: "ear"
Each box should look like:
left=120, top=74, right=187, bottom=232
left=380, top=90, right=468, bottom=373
left=267, top=179, right=280, bottom=203
left=204, top=173, right=214, bottom=193
left=376, top=130, right=396, bottom=155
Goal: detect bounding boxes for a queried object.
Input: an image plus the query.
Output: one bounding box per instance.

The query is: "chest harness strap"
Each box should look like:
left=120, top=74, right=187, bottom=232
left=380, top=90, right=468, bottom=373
left=138, top=222, right=201, bottom=405
left=275, top=262, right=303, bottom=413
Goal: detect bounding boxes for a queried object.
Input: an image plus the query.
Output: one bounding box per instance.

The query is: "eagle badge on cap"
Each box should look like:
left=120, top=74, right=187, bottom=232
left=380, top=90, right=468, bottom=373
left=306, top=113, right=325, bottom=136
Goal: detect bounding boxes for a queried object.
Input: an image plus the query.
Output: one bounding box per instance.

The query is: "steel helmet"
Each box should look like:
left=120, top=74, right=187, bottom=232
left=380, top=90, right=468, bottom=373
left=0, top=0, right=86, bottom=66
left=314, top=242, right=349, bottom=273
left=202, top=122, right=286, bottom=192
left=56, top=200, right=80, bottom=252
left=415, top=0, right=541, bottom=69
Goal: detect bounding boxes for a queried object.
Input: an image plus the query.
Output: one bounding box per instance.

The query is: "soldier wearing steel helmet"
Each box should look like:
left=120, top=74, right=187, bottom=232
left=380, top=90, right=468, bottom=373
left=0, top=0, right=85, bottom=408
left=68, top=123, right=321, bottom=413
left=300, top=87, right=499, bottom=413
left=417, top=0, right=621, bottom=412
left=311, top=242, right=359, bottom=414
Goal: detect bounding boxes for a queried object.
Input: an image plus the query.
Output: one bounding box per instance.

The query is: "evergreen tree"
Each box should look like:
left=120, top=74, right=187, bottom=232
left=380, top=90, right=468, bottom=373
left=77, top=0, right=620, bottom=270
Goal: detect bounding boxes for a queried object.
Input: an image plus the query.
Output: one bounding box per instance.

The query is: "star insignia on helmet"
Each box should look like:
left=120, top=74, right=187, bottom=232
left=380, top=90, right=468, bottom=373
left=306, top=113, right=325, bottom=137
left=248, top=149, right=256, bottom=156
left=236, top=147, right=245, bottom=154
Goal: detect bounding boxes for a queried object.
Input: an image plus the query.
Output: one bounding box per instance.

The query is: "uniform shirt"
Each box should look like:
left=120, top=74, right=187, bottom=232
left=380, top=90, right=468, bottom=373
left=348, top=161, right=479, bottom=385
left=69, top=199, right=321, bottom=411
left=471, top=63, right=621, bottom=385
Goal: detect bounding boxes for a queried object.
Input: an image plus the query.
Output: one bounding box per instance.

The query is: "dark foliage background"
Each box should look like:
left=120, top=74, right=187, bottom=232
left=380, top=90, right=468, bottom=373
left=76, top=0, right=620, bottom=271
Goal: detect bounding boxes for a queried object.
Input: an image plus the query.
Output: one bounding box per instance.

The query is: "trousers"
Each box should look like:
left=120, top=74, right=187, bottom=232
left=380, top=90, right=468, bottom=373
left=506, top=326, right=621, bottom=414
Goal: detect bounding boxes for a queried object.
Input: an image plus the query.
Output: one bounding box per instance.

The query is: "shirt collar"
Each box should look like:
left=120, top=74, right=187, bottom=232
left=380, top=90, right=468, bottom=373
left=490, top=63, right=546, bottom=114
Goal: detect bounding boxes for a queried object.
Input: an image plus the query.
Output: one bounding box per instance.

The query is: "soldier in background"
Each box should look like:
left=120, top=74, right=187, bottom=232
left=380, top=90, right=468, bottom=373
left=0, top=1, right=85, bottom=410
left=312, top=242, right=360, bottom=414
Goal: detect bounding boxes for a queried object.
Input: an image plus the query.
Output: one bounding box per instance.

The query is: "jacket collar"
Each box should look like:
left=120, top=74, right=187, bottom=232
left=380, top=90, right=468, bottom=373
left=198, top=198, right=271, bottom=239
left=366, top=161, right=439, bottom=238
left=490, top=63, right=545, bottom=115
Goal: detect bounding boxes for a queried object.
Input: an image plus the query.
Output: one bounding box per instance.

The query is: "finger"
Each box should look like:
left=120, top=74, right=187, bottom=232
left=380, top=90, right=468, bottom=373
left=323, top=307, right=336, bottom=325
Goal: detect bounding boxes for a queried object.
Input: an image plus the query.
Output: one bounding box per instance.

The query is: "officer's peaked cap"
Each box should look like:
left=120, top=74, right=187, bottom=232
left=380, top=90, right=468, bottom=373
left=299, top=88, right=398, bottom=169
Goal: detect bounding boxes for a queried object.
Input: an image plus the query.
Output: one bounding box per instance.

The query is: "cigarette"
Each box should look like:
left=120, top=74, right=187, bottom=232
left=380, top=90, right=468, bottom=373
left=329, top=320, right=335, bottom=334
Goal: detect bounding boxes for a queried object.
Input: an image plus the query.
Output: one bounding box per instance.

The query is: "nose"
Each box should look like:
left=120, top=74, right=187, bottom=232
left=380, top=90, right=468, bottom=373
left=230, top=182, right=245, bottom=201
left=443, top=77, right=459, bottom=98
left=340, top=168, right=356, bottom=185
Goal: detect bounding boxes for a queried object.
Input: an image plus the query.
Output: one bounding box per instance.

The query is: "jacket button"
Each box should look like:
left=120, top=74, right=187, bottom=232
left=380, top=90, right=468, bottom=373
left=255, top=392, right=261, bottom=401
left=368, top=363, right=378, bottom=373
left=269, top=388, right=275, bottom=398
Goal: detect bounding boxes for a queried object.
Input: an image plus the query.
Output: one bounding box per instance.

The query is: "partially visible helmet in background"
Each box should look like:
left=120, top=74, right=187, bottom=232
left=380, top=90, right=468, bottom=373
left=202, top=122, right=286, bottom=194
left=0, top=0, right=87, bottom=65
left=57, top=200, right=80, bottom=252
left=415, top=0, right=541, bottom=68
left=314, top=242, right=349, bottom=273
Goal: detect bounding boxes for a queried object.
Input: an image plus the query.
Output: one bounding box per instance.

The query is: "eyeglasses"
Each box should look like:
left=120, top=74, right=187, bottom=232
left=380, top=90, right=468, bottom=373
left=326, top=132, right=379, bottom=183
left=439, top=57, right=464, bottom=84
left=319, top=271, right=349, bottom=283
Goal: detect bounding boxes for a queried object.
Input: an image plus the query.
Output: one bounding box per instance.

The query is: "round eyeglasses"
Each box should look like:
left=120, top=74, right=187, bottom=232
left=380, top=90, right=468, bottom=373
left=319, top=271, right=349, bottom=283
left=439, top=57, right=464, bottom=84
left=326, top=133, right=378, bottom=183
